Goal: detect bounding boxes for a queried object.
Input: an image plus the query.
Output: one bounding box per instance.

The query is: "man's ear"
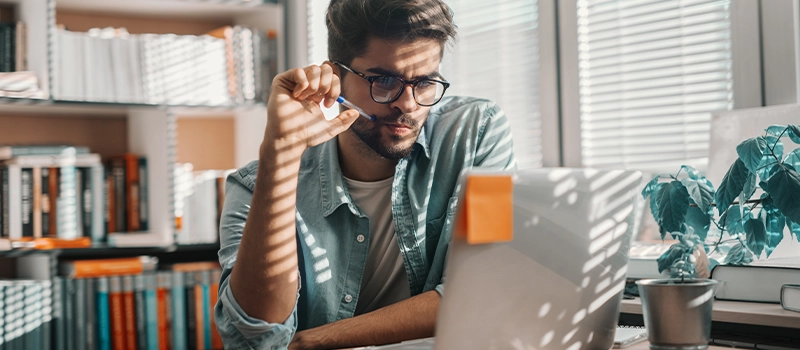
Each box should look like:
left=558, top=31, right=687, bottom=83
left=324, top=60, right=341, bottom=77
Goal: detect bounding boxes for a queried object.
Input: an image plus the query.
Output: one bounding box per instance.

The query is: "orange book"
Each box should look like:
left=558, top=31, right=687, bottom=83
left=109, top=277, right=126, bottom=350
left=162, top=262, right=221, bottom=273
left=60, top=256, right=158, bottom=278
left=48, top=167, right=59, bottom=237
left=210, top=269, right=222, bottom=349
left=122, top=276, right=138, bottom=350
left=157, top=273, right=170, bottom=350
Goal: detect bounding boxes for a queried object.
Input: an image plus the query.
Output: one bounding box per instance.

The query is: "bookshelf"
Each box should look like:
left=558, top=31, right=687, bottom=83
left=0, top=0, right=284, bottom=250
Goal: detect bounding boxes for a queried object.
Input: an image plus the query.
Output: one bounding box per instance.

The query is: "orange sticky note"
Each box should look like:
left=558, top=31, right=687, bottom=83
left=456, top=175, right=513, bottom=244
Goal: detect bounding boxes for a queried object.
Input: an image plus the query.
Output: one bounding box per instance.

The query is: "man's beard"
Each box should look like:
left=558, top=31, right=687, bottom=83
left=349, top=110, right=421, bottom=161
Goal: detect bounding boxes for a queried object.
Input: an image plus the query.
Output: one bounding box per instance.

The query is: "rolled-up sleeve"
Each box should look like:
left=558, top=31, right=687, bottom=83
left=214, top=168, right=300, bottom=349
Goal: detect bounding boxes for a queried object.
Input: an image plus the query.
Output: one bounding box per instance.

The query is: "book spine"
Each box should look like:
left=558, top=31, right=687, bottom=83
left=65, top=279, right=75, bottom=350
left=15, top=21, right=24, bottom=72
left=91, top=165, right=105, bottom=242
left=75, top=168, right=84, bottom=239
left=210, top=269, right=222, bottom=350
left=134, top=275, right=147, bottom=350
left=21, top=168, right=33, bottom=238
left=106, top=173, right=114, bottom=234
left=145, top=274, right=158, bottom=350
left=49, top=167, right=59, bottom=237
left=41, top=168, right=50, bottom=237
left=122, top=276, right=137, bottom=350
left=62, top=257, right=144, bottom=279
left=1, top=167, right=6, bottom=238
left=5, top=23, right=13, bottom=72
left=32, top=167, right=42, bottom=238
left=41, top=279, right=53, bottom=350
left=86, top=277, right=97, bottom=350
left=0, top=25, right=6, bottom=73
left=184, top=272, right=196, bottom=350
left=96, top=277, right=111, bottom=350
left=6, top=283, right=22, bottom=350
left=126, top=156, right=140, bottom=232
left=109, top=277, right=125, bottom=350
left=7, top=166, right=21, bottom=239
left=81, top=167, right=93, bottom=239
left=25, top=281, right=44, bottom=350
left=57, top=166, right=78, bottom=239
left=170, top=272, right=186, bottom=350
left=138, top=157, right=148, bottom=232
left=74, top=278, right=87, bottom=350
left=52, top=277, right=65, bottom=350
left=0, top=283, right=5, bottom=350
left=201, top=271, right=211, bottom=350
left=111, top=159, right=126, bottom=233
left=156, top=273, right=169, bottom=350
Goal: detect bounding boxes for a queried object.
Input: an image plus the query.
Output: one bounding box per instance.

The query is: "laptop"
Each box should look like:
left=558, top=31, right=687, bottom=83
left=368, top=168, right=643, bottom=350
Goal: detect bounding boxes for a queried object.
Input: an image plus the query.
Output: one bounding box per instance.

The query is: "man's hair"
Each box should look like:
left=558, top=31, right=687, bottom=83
left=326, top=0, right=457, bottom=65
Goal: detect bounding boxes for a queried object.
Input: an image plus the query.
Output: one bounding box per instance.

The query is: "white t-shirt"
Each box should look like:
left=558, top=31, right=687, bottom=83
left=343, top=176, right=411, bottom=315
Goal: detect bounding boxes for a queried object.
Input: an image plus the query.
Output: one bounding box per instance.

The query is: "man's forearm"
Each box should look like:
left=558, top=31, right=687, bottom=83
left=229, top=142, right=306, bottom=324
left=292, top=291, right=441, bottom=349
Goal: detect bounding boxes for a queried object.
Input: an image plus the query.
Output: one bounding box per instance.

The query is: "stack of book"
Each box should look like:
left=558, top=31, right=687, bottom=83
left=174, top=164, right=233, bottom=245
left=1, top=145, right=104, bottom=242
left=53, top=25, right=279, bottom=106
left=0, top=20, right=25, bottom=73
left=0, top=279, right=52, bottom=349
left=55, top=257, right=224, bottom=350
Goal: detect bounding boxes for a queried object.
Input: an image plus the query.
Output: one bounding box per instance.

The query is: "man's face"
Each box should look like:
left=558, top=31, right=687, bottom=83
left=340, top=37, right=443, bottom=160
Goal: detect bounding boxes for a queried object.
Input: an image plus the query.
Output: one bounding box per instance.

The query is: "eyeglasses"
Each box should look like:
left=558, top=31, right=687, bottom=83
left=333, top=61, right=450, bottom=107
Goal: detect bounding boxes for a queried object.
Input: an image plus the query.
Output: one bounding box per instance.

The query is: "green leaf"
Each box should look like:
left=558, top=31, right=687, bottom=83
left=763, top=208, right=785, bottom=258
left=649, top=182, right=664, bottom=223
left=715, top=159, right=751, bottom=216
left=685, top=206, right=711, bottom=241
left=680, top=165, right=715, bottom=189
left=757, top=157, right=781, bottom=182
left=766, top=125, right=787, bottom=136
left=744, top=213, right=767, bottom=257
left=657, top=181, right=691, bottom=234
left=789, top=220, right=800, bottom=241
left=737, top=137, right=767, bottom=173
left=767, top=136, right=785, bottom=159
left=681, top=178, right=714, bottom=213
left=789, top=125, right=800, bottom=144
left=724, top=243, right=754, bottom=265
left=657, top=243, right=691, bottom=273
left=784, top=148, right=800, bottom=169
left=766, top=165, right=800, bottom=224
left=723, top=204, right=748, bottom=237
left=642, top=177, right=661, bottom=199
left=743, top=171, right=758, bottom=200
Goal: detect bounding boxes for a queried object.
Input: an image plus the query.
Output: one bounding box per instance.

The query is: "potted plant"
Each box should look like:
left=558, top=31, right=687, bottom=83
left=637, top=124, right=800, bottom=349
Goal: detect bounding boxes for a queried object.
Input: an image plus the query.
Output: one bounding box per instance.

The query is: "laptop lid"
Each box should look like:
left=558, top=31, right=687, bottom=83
left=435, top=168, right=642, bottom=350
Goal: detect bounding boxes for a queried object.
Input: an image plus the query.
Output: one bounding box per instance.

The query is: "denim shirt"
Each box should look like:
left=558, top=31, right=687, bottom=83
left=215, top=96, right=517, bottom=349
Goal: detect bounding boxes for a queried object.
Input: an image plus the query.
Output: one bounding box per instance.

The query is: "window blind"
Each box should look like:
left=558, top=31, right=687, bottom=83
left=576, top=0, right=734, bottom=171
left=441, top=0, right=543, bottom=169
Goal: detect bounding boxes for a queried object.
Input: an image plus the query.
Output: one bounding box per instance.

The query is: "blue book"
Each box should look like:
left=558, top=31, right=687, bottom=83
left=170, top=272, right=187, bottom=350
left=96, top=278, right=111, bottom=350
left=201, top=271, right=211, bottom=350
left=145, top=274, right=158, bottom=350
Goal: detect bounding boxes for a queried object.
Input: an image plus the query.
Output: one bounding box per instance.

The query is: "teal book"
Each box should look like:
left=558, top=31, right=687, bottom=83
left=134, top=275, right=147, bottom=350
left=201, top=271, right=211, bottom=350
left=145, top=274, right=158, bottom=350
left=96, top=278, right=111, bottom=350
left=170, top=272, right=186, bottom=350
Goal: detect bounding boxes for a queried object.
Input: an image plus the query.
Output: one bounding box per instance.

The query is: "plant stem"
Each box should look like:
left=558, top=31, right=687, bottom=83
left=689, top=199, right=762, bottom=208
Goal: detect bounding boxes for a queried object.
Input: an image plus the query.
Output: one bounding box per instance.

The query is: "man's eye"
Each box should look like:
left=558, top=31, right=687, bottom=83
left=374, top=77, right=398, bottom=88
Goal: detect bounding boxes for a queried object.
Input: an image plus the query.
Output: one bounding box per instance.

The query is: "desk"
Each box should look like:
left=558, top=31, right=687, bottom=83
left=627, top=343, right=726, bottom=350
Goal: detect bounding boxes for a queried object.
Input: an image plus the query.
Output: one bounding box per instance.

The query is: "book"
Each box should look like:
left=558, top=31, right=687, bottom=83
left=21, top=167, right=32, bottom=238
left=613, top=326, right=647, bottom=349
left=52, top=277, right=65, bottom=350
left=156, top=272, right=169, bottom=350
left=86, top=277, right=97, bottom=350
left=209, top=269, right=222, bottom=350
left=144, top=274, right=158, bottom=350
left=626, top=242, right=671, bottom=279
left=122, top=276, right=138, bottom=350
left=65, top=279, right=75, bottom=350
left=781, top=284, right=800, bottom=312
left=60, top=256, right=158, bottom=279
left=138, top=157, right=148, bottom=232
left=711, top=257, right=800, bottom=303
left=185, top=272, right=197, bottom=350
left=133, top=275, right=147, bottom=350
left=170, top=272, right=187, bottom=350
left=96, top=277, right=112, bottom=350
left=108, top=276, right=125, bottom=350
left=74, top=278, right=87, bottom=350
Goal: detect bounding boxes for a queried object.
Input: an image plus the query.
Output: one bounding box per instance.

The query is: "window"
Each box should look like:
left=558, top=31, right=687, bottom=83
left=574, top=0, right=734, bottom=171
left=441, top=0, right=544, bottom=169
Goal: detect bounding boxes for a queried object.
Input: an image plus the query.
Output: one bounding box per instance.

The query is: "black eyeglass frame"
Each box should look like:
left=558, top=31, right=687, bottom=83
left=333, top=61, right=450, bottom=107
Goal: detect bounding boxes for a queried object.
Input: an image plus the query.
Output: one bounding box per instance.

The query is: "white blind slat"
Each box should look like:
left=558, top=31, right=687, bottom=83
left=578, top=0, right=733, bottom=173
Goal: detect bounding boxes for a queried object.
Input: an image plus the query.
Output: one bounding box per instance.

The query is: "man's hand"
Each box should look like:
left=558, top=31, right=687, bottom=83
left=265, top=63, right=361, bottom=155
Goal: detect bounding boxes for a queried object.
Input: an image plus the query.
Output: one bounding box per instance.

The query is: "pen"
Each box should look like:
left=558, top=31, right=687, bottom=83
left=336, top=96, right=376, bottom=122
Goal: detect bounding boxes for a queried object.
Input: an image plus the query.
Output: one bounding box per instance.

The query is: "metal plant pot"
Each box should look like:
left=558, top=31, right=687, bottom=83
left=636, top=279, right=718, bottom=350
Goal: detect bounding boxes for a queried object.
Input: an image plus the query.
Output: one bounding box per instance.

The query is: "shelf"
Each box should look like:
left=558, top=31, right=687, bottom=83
left=621, top=297, right=800, bottom=329
left=0, top=242, right=220, bottom=258
left=56, top=0, right=279, bottom=21
left=0, top=97, right=266, bottom=117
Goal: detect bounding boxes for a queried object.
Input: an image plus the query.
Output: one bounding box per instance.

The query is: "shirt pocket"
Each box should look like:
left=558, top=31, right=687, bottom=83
left=425, top=196, right=459, bottom=245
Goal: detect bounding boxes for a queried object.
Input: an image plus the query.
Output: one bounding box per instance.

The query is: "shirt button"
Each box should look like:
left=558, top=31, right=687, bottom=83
left=356, top=234, right=365, bottom=243
left=344, top=294, right=353, bottom=303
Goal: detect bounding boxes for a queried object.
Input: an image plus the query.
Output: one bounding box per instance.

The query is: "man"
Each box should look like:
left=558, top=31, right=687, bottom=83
left=215, top=0, right=516, bottom=348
